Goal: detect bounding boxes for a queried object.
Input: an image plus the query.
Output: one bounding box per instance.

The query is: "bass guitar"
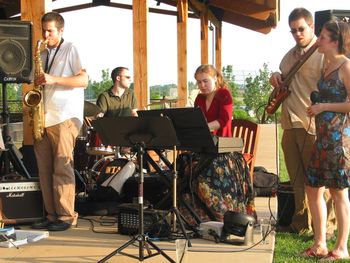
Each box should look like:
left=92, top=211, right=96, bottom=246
left=265, top=42, right=319, bottom=115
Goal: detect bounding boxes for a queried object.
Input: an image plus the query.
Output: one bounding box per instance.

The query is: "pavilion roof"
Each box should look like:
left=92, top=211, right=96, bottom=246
left=0, top=0, right=279, bottom=34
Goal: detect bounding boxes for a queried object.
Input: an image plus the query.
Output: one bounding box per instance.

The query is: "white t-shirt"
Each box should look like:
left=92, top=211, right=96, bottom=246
left=41, top=41, right=85, bottom=127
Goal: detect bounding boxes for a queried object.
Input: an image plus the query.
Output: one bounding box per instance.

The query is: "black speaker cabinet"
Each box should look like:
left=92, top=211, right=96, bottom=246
left=0, top=20, right=33, bottom=83
left=277, top=182, right=295, bottom=227
left=0, top=178, right=45, bottom=225
left=315, top=10, right=350, bottom=37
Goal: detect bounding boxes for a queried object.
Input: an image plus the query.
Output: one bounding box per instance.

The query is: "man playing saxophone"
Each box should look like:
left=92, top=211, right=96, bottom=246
left=31, top=11, right=88, bottom=231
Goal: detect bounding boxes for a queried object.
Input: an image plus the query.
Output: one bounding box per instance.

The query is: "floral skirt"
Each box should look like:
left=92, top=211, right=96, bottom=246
left=177, top=152, right=256, bottom=226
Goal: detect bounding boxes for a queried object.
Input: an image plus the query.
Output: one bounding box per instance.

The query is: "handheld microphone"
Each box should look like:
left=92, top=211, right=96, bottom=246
left=310, top=91, right=320, bottom=105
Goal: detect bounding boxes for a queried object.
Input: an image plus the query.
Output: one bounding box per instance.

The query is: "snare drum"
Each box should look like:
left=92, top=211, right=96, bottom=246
left=86, top=127, right=114, bottom=155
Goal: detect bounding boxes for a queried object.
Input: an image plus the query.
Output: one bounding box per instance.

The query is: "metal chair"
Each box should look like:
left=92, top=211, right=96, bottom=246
left=231, top=119, right=260, bottom=181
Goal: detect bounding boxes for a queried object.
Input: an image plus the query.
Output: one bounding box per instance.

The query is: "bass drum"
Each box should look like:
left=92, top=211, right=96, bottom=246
left=88, top=157, right=132, bottom=202
left=90, top=157, right=130, bottom=186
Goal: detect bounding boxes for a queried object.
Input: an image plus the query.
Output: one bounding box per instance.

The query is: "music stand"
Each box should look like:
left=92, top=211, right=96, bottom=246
left=93, top=116, right=177, bottom=263
left=138, top=108, right=221, bottom=224
left=138, top=107, right=218, bottom=153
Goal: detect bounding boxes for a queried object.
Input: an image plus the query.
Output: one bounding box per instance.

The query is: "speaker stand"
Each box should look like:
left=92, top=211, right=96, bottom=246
left=0, top=82, right=31, bottom=178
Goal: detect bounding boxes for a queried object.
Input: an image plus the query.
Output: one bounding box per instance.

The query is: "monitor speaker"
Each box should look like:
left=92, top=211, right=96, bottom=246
left=0, top=20, right=33, bottom=83
left=315, top=10, right=350, bottom=37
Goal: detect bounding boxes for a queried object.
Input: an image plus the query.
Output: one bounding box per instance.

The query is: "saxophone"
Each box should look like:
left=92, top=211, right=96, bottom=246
left=23, top=39, right=48, bottom=142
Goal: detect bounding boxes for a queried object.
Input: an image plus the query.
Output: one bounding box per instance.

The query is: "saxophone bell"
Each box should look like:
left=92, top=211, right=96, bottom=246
left=23, top=89, right=42, bottom=107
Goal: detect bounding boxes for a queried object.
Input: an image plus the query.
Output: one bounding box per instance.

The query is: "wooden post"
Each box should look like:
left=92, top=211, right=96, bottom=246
left=177, top=0, right=188, bottom=107
left=215, top=22, right=222, bottom=71
left=200, top=9, right=208, bottom=65
left=21, top=0, right=51, bottom=145
left=132, top=0, right=148, bottom=109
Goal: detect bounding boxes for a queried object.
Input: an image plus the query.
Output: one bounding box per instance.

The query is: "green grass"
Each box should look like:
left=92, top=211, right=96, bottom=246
left=273, top=125, right=350, bottom=262
left=277, top=124, right=288, bottom=182
left=273, top=234, right=346, bottom=263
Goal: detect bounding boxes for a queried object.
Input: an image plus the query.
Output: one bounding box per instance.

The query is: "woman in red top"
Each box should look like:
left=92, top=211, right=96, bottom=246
left=178, top=65, right=256, bottom=225
left=194, top=64, right=233, bottom=137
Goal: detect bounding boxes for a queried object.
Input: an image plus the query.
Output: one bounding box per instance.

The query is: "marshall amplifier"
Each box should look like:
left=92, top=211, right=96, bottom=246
left=0, top=178, right=45, bottom=225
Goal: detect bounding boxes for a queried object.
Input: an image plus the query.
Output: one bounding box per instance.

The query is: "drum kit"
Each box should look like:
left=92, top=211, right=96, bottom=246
left=75, top=100, right=178, bottom=194
left=74, top=101, right=131, bottom=194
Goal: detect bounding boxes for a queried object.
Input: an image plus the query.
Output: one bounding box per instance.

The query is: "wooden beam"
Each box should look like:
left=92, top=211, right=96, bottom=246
left=177, top=0, right=187, bottom=107
left=189, top=0, right=221, bottom=28
left=210, top=0, right=276, bottom=20
left=223, top=11, right=277, bottom=34
left=21, top=0, right=51, bottom=145
left=200, top=8, right=208, bottom=65
left=92, top=0, right=110, bottom=5
left=215, top=22, right=222, bottom=71
left=133, top=0, right=148, bottom=109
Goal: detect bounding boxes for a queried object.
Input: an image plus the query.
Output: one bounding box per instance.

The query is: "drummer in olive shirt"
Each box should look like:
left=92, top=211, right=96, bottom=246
left=96, top=66, right=138, bottom=117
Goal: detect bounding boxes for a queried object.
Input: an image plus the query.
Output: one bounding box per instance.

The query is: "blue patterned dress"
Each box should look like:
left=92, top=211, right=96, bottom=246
left=306, top=66, right=350, bottom=189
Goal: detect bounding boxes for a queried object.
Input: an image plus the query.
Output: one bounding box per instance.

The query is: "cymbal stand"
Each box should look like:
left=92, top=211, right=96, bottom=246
left=169, top=145, right=191, bottom=246
left=98, top=142, right=175, bottom=263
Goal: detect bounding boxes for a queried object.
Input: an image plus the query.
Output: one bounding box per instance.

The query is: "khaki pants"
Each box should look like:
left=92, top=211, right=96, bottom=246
left=282, top=128, right=336, bottom=234
left=34, top=118, right=81, bottom=225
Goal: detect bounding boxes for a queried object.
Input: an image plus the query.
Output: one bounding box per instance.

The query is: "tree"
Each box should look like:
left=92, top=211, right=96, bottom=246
left=87, top=69, right=113, bottom=99
left=222, top=65, right=239, bottom=99
left=243, top=63, right=276, bottom=123
left=0, top=83, right=23, bottom=112
left=222, top=65, right=250, bottom=119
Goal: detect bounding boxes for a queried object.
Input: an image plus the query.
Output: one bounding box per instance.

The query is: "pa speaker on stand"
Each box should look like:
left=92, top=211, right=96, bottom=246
left=315, top=10, right=350, bottom=37
left=0, top=20, right=32, bottom=178
left=0, top=20, right=32, bottom=83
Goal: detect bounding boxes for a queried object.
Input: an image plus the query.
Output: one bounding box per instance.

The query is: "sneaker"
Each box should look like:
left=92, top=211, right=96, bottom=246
left=47, top=220, right=71, bottom=232
left=31, top=219, right=53, bottom=230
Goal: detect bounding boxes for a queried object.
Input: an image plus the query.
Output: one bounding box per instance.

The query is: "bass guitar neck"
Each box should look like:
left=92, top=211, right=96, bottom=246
left=265, top=42, right=319, bottom=115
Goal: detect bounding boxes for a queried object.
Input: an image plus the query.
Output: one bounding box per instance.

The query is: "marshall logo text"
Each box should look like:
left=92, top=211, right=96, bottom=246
left=6, top=192, right=25, bottom=198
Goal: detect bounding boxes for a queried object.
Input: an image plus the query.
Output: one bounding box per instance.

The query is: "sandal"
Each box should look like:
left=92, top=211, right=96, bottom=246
left=320, top=251, right=350, bottom=261
left=300, top=247, right=328, bottom=258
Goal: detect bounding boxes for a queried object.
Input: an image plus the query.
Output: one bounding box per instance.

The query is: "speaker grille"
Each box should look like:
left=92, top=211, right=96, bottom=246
left=0, top=39, right=26, bottom=74
left=0, top=20, right=32, bottom=83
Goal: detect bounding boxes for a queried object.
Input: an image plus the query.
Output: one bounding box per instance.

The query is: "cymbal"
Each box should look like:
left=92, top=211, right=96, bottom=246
left=84, top=101, right=102, bottom=117
left=146, top=98, right=178, bottom=107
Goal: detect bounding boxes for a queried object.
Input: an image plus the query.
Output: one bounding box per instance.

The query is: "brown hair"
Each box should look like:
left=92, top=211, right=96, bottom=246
left=323, top=20, right=350, bottom=55
left=111, top=67, right=129, bottom=84
left=194, top=64, right=227, bottom=88
left=42, top=12, right=65, bottom=30
left=288, top=8, right=313, bottom=26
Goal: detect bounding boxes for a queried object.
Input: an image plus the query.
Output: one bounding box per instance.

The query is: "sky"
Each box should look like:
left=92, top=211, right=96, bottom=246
left=53, top=0, right=350, bottom=86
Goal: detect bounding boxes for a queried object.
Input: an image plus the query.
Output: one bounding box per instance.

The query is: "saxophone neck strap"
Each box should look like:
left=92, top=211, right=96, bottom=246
left=44, top=38, right=64, bottom=73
